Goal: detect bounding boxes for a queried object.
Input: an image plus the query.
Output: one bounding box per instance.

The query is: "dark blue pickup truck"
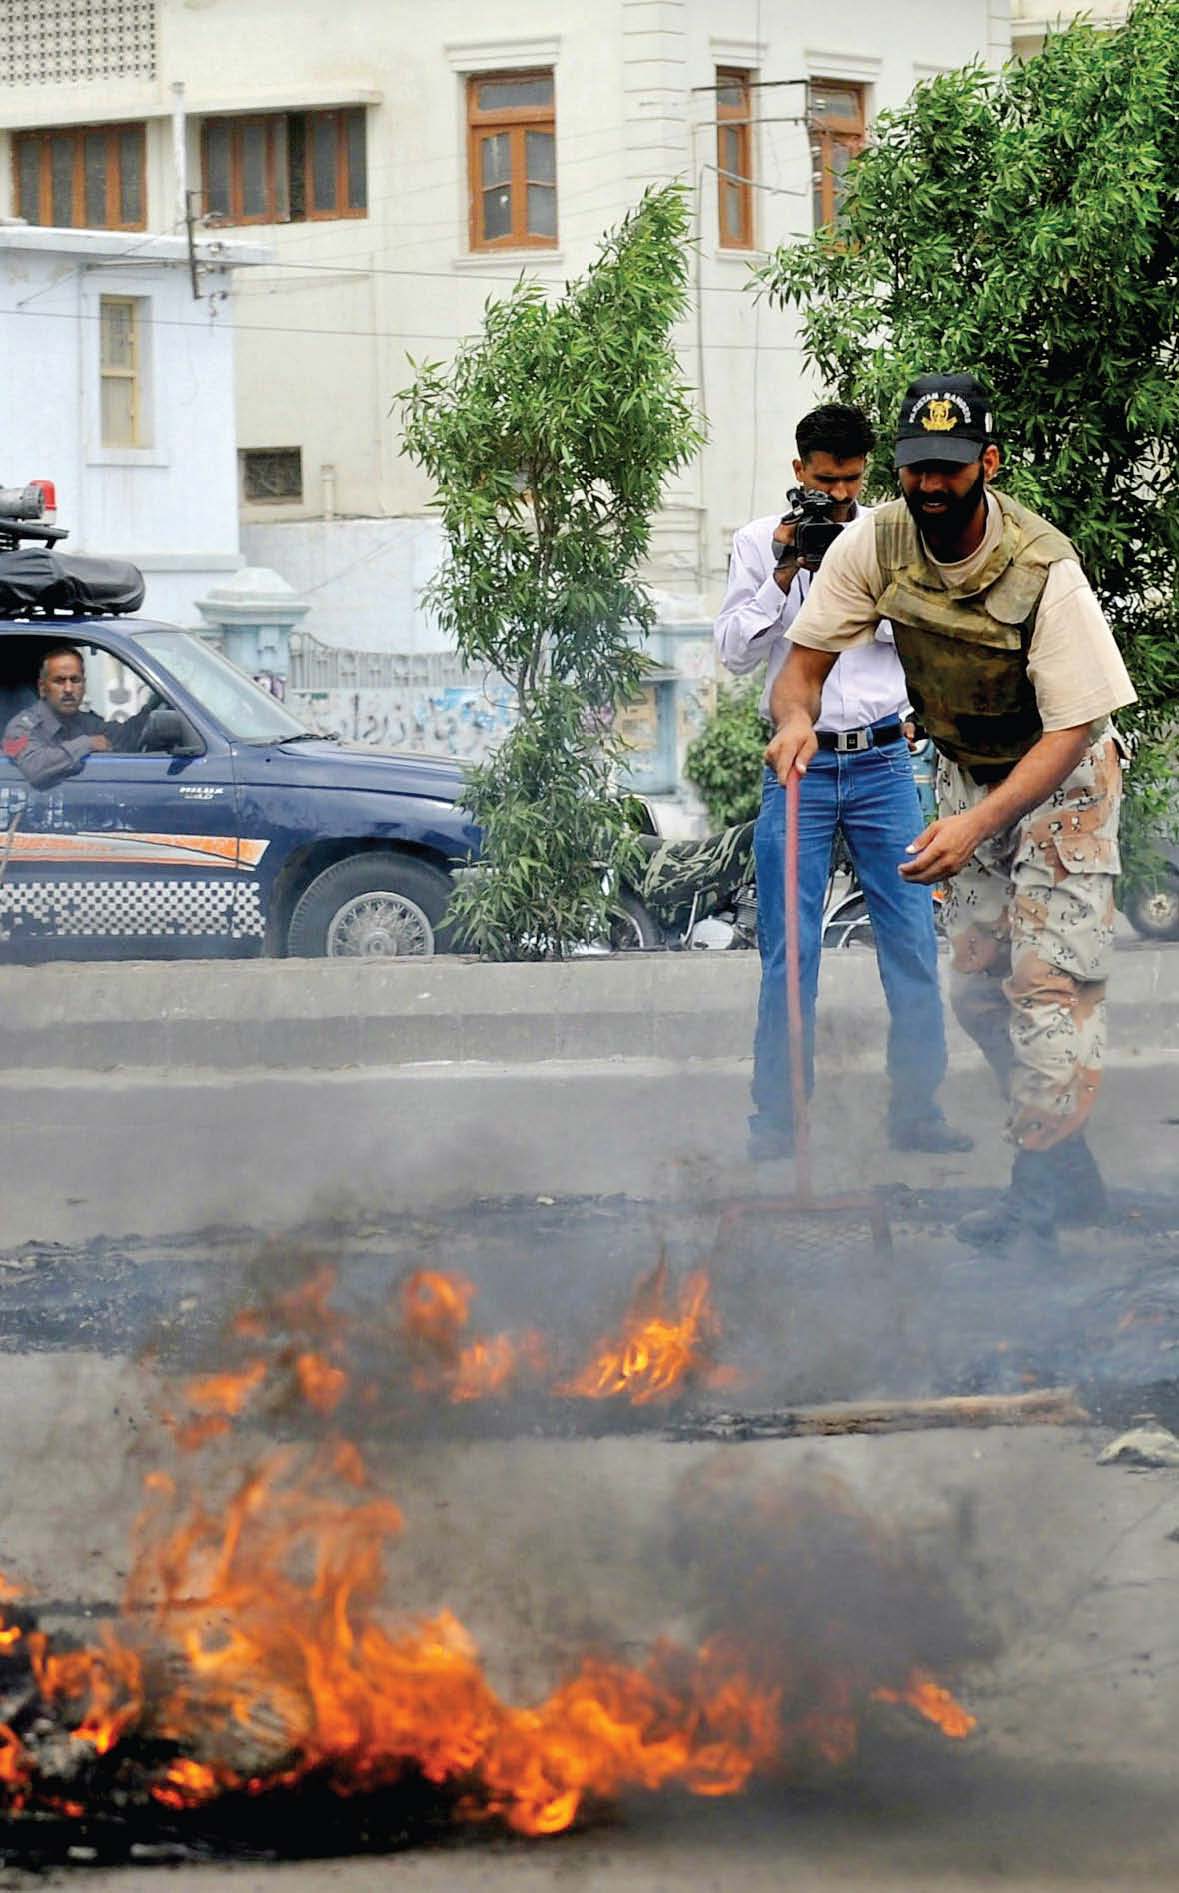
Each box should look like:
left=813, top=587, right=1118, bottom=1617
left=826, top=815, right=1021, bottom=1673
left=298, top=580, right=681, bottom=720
left=0, top=611, right=480, bottom=962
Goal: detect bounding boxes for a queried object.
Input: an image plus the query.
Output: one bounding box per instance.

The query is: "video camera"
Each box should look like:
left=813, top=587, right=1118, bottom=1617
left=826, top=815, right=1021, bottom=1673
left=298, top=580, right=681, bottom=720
left=776, top=485, right=845, bottom=570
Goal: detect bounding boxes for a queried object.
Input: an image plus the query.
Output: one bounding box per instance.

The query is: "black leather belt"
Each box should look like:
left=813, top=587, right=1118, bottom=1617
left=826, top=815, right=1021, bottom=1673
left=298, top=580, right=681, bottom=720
left=815, top=720, right=903, bottom=753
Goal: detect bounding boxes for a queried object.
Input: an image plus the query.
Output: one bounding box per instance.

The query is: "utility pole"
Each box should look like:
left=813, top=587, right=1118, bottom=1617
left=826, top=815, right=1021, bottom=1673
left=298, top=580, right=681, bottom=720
left=185, top=188, right=202, bottom=302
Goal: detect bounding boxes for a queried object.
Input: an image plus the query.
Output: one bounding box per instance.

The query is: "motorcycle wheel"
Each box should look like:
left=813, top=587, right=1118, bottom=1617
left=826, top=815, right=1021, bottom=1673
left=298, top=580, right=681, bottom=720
left=1126, top=877, right=1179, bottom=941
left=823, top=896, right=874, bottom=950
left=608, top=890, right=663, bottom=950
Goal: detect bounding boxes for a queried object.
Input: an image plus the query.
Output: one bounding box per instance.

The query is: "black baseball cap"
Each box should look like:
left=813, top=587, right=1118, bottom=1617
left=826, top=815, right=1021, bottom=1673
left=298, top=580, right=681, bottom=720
left=893, top=372, right=995, bottom=468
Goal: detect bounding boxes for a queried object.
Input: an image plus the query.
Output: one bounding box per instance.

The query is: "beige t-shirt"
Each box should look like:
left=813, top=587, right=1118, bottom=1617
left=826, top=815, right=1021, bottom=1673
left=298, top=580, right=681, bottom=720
left=788, top=494, right=1137, bottom=731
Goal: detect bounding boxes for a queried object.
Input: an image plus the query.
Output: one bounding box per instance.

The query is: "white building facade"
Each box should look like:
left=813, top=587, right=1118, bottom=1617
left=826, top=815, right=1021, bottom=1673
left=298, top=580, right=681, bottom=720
left=0, top=0, right=1016, bottom=791
left=1010, top=0, right=1128, bottom=58
left=0, top=223, right=264, bottom=624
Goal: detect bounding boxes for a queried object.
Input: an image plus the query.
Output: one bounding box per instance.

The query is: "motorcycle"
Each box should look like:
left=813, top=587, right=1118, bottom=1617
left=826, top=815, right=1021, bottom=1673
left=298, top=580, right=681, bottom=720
left=609, top=819, right=878, bottom=952
left=1123, top=839, right=1179, bottom=941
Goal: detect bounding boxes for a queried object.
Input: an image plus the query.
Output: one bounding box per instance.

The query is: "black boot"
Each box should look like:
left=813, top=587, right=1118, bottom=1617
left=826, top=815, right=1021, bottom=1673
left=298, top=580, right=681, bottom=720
left=1050, top=1132, right=1109, bottom=1227
left=955, top=1146, right=1060, bottom=1258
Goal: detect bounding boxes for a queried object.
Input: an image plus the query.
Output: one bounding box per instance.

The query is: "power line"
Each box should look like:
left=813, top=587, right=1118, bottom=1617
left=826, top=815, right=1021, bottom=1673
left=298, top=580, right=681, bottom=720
left=0, top=296, right=802, bottom=352
left=14, top=217, right=188, bottom=309
left=225, top=250, right=766, bottom=296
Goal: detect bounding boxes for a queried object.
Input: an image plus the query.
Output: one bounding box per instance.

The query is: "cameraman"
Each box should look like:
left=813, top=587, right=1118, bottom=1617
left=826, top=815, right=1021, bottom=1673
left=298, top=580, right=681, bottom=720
left=715, top=403, right=970, bottom=1162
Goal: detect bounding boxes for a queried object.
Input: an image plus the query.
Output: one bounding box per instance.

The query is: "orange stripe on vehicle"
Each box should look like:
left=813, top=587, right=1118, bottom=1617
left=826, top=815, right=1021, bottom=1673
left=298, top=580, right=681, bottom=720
left=7, top=833, right=269, bottom=871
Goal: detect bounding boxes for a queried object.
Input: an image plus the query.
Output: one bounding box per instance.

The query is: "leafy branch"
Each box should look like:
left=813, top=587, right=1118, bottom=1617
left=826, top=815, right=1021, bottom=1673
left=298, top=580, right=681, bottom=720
left=400, top=184, right=703, bottom=957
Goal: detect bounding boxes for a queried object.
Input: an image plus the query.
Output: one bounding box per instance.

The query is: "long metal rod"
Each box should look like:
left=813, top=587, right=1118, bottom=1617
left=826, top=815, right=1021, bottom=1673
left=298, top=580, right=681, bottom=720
left=784, top=773, right=813, bottom=1204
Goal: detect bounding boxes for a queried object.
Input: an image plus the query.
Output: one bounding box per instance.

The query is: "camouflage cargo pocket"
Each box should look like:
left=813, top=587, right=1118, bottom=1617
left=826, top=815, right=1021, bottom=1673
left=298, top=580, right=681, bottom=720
left=1016, top=738, right=1122, bottom=884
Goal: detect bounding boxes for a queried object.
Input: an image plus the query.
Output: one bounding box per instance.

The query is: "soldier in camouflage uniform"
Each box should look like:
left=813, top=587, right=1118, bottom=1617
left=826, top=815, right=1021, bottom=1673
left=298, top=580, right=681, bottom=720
left=767, top=374, right=1137, bottom=1257
left=938, top=737, right=1122, bottom=1158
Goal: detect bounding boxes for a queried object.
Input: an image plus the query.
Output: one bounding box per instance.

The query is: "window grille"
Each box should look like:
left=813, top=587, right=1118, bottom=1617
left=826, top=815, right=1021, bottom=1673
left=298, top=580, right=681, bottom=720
left=0, top=0, right=157, bottom=86
left=240, top=448, right=304, bottom=504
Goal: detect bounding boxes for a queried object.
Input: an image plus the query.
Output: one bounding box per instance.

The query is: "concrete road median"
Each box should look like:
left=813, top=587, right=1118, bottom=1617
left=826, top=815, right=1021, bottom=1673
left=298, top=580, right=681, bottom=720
left=0, top=942, right=1175, bottom=1074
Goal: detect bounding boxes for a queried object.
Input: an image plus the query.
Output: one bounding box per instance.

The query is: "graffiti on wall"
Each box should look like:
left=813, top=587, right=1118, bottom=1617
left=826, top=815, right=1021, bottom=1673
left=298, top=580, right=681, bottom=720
left=282, top=631, right=715, bottom=781
left=287, top=682, right=516, bottom=761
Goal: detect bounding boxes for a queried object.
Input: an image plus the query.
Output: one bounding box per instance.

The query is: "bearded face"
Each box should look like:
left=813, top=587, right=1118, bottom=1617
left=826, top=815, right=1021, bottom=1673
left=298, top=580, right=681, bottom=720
left=899, top=463, right=988, bottom=555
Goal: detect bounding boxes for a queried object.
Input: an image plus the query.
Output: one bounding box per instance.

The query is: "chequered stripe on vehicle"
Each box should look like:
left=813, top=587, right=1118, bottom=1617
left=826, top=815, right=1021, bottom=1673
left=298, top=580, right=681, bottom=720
left=0, top=880, right=264, bottom=939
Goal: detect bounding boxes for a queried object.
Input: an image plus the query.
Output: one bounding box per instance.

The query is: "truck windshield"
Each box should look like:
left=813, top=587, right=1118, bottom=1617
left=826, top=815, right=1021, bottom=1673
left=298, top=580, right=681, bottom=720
left=132, top=631, right=309, bottom=742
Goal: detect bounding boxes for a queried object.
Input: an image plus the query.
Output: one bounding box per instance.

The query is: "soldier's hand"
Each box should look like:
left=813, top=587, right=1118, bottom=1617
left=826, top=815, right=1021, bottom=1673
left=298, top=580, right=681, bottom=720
left=765, top=710, right=818, bottom=786
left=899, top=810, right=984, bottom=884
left=88, top=735, right=112, bottom=753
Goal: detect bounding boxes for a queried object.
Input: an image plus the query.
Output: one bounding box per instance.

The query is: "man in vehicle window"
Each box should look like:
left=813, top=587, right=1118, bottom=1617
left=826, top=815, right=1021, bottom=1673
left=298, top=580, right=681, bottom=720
left=767, top=373, right=1137, bottom=1255
left=2, top=645, right=159, bottom=790
left=715, top=401, right=970, bottom=1164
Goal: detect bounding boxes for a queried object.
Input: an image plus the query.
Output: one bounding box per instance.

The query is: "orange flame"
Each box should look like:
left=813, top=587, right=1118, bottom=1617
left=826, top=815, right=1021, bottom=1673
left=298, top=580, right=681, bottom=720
left=872, top=1668, right=978, bottom=1739
left=294, top=1352, right=348, bottom=1415
left=401, top=1269, right=473, bottom=1354
left=184, top=1361, right=268, bottom=1418
left=115, top=1444, right=782, bottom=1835
left=557, top=1261, right=719, bottom=1406
left=0, top=1262, right=977, bottom=1838
left=5, top=1434, right=972, bottom=1838
left=28, top=1629, right=143, bottom=1756
left=400, top=1270, right=546, bottom=1405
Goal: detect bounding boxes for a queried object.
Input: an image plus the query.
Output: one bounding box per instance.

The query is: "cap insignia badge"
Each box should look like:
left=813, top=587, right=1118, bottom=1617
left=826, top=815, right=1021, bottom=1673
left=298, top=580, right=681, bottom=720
left=921, top=397, right=957, bottom=432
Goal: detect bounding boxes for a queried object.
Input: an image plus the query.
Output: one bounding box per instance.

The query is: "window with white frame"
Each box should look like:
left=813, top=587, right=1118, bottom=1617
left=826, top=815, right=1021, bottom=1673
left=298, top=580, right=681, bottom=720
left=98, top=295, right=145, bottom=448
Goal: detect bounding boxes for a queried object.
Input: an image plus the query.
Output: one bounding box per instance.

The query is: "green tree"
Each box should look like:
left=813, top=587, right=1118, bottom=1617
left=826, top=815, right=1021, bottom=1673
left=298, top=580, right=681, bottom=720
left=756, top=0, right=1179, bottom=876
left=400, top=185, right=702, bottom=959
left=683, top=680, right=764, bottom=828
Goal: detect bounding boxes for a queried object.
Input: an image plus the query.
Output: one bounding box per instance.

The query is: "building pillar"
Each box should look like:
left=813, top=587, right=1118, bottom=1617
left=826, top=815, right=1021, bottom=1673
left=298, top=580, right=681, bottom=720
left=621, top=0, right=691, bottom=190
left=195, top=566, right=311, bottom=691
left=987, top=0, right=1014, bottom=64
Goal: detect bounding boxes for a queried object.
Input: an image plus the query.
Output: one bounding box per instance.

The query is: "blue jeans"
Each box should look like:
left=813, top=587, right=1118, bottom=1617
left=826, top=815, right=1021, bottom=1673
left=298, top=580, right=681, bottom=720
left=750, top=736, right=948, bottom=1136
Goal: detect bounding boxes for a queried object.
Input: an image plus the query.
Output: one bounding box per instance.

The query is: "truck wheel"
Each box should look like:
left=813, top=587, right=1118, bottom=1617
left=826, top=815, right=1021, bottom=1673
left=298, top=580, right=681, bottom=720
left=286, top=854, right=454, bottom=959
left=1125, top=878, right=1179, bottom=942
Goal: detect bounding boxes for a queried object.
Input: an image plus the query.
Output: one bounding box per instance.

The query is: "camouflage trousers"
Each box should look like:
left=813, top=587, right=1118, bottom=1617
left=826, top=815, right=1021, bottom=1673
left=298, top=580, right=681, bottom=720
left=938, top=737, right=1122, bottom=1151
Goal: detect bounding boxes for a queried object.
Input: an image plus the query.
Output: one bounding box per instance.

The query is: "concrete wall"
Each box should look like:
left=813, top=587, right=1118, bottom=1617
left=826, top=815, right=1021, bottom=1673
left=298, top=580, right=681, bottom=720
left=241, top=515, right=447, bottom=653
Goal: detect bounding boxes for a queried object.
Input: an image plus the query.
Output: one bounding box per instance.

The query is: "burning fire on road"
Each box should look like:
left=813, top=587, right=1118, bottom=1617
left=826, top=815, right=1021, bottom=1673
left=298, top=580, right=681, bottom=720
left=0, top=1258, right=979, bottom=1864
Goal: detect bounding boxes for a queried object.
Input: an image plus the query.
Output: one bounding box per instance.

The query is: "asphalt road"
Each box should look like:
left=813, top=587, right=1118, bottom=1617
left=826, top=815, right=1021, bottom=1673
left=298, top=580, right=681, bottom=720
left=1, top=1049, right=1176, bottom=1249
left=1, top=1029, right=1177, bottom=1888
left=1, top=1428, right=1178, bottom=1891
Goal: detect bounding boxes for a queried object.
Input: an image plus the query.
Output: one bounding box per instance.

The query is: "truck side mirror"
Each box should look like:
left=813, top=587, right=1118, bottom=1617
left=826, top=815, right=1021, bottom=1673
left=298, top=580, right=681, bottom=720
left=144, top=706, right=202, bottom=756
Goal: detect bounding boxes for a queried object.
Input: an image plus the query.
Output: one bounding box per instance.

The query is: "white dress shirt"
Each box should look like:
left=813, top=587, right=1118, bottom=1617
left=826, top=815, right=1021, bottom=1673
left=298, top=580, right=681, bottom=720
left=713, top=507, right=909, bottom=731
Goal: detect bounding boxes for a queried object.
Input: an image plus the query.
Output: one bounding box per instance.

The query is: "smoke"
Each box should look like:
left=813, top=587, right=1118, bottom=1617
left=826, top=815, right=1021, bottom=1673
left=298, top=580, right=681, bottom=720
left=669, top=1455, right=990, bottom=1729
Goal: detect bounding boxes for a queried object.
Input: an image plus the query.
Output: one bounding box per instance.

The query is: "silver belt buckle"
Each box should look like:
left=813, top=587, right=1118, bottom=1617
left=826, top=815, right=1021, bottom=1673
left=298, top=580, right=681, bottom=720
left=838, top=728, right=869, bottom=753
